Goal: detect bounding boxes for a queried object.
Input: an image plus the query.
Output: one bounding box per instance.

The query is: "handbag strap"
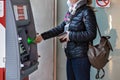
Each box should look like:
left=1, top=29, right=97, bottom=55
left=95, top=68, right=105, bottom=79
left=96, top=25, right=102, bottom=38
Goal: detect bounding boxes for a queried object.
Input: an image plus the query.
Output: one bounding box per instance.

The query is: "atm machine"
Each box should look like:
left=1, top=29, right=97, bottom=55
left=6, top=0, right=39, bottom=80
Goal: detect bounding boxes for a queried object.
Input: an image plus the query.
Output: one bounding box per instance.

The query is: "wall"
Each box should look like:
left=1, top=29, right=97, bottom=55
left=57, top=0, right=120, bottom=80
left=92, top=0, right=120, bottom=80
left=29, top=0, right=120, bottom=80
left=56, top=0, right=67, bottom=80
left=29, top=0, right=55, bottom=80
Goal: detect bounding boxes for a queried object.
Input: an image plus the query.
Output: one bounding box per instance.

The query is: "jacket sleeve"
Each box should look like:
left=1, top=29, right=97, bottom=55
left=41, top=21, right=66, bottom=40
left=69, top=8, right=97, bottom=42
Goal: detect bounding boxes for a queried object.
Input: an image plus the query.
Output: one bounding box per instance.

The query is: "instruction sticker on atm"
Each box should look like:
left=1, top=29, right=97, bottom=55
left=0, top=1, right=4, bottom=17
left=13, top=5, right=28, bottom=21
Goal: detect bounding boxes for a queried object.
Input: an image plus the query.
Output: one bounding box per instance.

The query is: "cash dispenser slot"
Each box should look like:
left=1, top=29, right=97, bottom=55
left=18, top=28, right=30, bottom=63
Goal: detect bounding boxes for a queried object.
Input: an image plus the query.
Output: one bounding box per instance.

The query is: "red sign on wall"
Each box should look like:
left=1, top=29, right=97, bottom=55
left=96, top=0, right=110, bottom=7
left=0, top=0, right=5, bottom=27
left=0, top=0, right=6, bottom=80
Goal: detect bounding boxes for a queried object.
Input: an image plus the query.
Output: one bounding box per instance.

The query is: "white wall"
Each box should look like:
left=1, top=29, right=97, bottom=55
left=94, top=0, right=120, bottom=80
left=29, top=0, right=55, bottom=80
left=57, top=0, right=120, bottom=80
left=29, top=0, right=120, bottom=80
left=56, top=0, right=67, bottom=80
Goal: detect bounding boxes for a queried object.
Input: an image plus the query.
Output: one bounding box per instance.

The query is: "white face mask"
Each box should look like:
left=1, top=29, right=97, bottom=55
left=67, top=0, right=87, bottom=14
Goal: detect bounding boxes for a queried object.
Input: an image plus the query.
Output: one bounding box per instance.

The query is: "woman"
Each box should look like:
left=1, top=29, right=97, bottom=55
left=35, top=0, right=97, bottom=80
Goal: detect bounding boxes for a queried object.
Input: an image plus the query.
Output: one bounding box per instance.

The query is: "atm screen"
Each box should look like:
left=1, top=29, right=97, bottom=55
left=13, top=5, right=28, bottom=21
left=13, top=5, right=30, bottom=26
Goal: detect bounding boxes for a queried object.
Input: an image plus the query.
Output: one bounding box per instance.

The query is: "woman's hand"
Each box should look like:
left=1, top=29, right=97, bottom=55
left=34, top=35, right=43, bottom=43
left=58, top=31, right=70, bottom=42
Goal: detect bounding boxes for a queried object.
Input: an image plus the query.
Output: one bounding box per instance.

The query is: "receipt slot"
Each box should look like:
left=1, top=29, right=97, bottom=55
left=6, top=0, right=39, bottom=80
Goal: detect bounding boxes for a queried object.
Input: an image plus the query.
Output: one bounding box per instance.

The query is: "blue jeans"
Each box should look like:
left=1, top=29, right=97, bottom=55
left=66, top=57, right=91, bottom=80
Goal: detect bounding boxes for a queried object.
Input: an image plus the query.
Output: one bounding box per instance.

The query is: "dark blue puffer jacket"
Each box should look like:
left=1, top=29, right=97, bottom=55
left=41, top=5, right=97, bottom=59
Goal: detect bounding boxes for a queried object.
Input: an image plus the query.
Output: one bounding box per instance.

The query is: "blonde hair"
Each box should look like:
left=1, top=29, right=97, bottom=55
left=87, top=0, right=97, bottom=12
left=87, top=0, right=92, bottom=5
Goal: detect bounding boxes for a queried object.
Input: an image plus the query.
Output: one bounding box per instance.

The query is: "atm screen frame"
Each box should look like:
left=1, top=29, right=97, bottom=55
left=13, top=4, right=30, bottom=27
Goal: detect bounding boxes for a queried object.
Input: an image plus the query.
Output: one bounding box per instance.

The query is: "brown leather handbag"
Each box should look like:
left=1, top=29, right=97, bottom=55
left=87, top=26, right=113, bottom=79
